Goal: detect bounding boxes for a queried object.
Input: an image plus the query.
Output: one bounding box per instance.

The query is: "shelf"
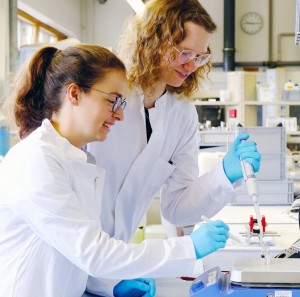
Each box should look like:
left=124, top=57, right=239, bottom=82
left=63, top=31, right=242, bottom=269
left=193, top=95, right=300, bottom=127
left=198, top=129, right=300, bottom=135
left=193, top=100, right=300, bottom=106
left=198, top=130, right=233, bottom=134
left=245, top=101, right=300, bottom=106
left=193, top=100, right=239, bottom=106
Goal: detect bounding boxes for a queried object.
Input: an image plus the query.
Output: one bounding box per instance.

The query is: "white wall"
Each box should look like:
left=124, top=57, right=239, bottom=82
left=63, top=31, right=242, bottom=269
left=2, top=0, right=299, bottom=101
left=203, top=0, right=300, bottom=63
left=273, top=0, right=299, bottom=61
left=200, top=0, right=224, bottom=63
left=19, top=0, right=82, bottom=38
left=92, top=0, right=133, bottom=51
left=92, top=0, right=300, bottom=63
left=0, top=0, right=9, bottom=102
left=14, top=0, right=300, bottom=63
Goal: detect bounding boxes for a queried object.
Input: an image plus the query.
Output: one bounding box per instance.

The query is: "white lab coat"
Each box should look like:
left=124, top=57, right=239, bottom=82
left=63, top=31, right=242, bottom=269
left=86, top=89, right=234, bottom=295
left=88, top=89, right=234, bottom=242
left=0, top=119, right=198, bottom=297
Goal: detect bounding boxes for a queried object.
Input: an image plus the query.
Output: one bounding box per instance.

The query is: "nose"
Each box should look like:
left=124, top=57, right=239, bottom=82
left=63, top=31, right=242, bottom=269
left=113, top=107, right=124, bottom=121
left=182, top=59, right=198, bottom=73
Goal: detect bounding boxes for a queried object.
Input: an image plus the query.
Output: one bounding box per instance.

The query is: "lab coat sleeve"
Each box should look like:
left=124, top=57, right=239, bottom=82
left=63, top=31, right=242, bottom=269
left=8, top=145, right=197, bottom=279
left=86, top=278, right=118, bottom=296
left=160, top=106, right=235, bottom=227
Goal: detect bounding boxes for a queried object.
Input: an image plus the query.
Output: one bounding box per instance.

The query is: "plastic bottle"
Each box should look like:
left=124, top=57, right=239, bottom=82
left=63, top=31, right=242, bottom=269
left=0, top=113, right=10, bottom=157
left=284, top=80, right=294, bottom=90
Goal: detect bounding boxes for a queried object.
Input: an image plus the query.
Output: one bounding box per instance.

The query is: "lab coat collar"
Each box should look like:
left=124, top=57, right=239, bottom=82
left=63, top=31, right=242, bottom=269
left=154, top=90, right=168, bottom=107
left=41, top=119, right=88, bottom=163
left=143, top=91, right=170, bottom=131
left=136, top=87, right=168, bottom=109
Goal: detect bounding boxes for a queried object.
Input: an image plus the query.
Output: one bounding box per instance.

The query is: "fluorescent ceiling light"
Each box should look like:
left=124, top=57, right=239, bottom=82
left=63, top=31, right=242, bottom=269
left=126, top=0, right=145, bottom=14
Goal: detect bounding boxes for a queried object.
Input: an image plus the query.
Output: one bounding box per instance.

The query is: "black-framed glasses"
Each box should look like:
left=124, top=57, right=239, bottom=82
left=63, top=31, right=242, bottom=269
left=89, top=87, right=127, bottom=113
left=168, top=41, right=211, bottom=68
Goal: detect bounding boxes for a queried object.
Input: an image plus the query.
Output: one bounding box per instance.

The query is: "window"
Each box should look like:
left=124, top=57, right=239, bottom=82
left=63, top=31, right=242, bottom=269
left=17, top=10, right=67, bottom=49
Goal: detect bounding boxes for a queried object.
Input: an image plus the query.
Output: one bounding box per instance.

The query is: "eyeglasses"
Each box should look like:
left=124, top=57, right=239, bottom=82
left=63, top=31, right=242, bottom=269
left=89, top=87, right=127, bottom=113
left=168, top=41, right=211, bottom=68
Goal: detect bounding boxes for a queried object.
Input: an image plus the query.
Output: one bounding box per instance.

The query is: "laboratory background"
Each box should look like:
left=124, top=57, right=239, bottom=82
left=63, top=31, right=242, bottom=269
left=2, top=0, right=300, bottom=296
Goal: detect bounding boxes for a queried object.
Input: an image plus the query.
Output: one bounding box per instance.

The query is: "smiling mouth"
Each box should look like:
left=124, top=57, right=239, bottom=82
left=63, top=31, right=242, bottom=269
left=176, top=70, right=188, bottom=79
left=103, top=122, right=112, bottom=129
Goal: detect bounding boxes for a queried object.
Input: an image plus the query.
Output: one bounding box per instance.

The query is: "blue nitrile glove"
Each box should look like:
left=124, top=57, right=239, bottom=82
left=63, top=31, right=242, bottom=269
left=190, top=220, right=229, bottom=259
left=113, top=278, right=156, bottom=297
left=223, top=134, right=261, bottom=183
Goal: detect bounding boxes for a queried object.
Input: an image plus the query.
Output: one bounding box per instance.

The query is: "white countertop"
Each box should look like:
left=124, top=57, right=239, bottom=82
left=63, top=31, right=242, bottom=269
left=202, top=205, right=300, bottom=272
left=154, top=278, right=192, bottom=297
left=151, top=206, right=300, bottom=296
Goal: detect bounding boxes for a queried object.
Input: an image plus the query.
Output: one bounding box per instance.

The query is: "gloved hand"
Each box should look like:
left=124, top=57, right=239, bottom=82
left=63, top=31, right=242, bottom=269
left=223, top=134, right=261, bottom=183
left=190, top=220, right=229, bottom=259
left=113, top=278, right=156, bottom=297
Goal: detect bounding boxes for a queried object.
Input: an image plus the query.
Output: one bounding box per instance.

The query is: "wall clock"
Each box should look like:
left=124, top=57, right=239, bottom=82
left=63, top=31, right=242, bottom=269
left=240, top=12, right=263, bottom=35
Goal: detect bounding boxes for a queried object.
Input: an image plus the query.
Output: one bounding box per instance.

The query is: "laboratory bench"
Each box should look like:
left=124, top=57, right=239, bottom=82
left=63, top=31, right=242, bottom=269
left=82, top=205, right=299, bottom=297
left=202, top=205, right=300, bottom=272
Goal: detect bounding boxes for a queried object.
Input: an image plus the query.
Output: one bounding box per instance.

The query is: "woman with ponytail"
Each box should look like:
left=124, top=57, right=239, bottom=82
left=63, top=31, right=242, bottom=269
left=0, top=44, right=230, bottom=297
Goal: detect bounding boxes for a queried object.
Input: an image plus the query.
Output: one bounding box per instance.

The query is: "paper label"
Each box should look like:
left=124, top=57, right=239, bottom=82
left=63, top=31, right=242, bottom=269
left=207, top=270, right=217, bottom=286
left=275, top=291, right=292, bottom=297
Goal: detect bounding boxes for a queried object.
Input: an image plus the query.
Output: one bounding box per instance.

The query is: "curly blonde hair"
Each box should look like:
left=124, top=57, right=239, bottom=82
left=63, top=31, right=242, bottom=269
left=118, top=0, right=216, bottom=99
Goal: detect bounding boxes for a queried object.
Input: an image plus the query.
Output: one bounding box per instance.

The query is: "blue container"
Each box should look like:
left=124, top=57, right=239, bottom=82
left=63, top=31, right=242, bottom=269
left=0, top=126, right=10, bottom=157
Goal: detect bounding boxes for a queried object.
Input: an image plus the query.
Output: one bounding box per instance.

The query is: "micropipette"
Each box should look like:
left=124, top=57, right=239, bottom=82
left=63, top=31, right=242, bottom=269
left=240, top=159, right=263, bottom=246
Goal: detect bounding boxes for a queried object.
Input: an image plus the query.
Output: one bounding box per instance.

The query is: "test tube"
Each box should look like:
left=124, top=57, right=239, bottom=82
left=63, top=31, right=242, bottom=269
left=219, top=271, right=231, bottom=293
left=244, top=223, right=251, bottom=245
left=261, top=244, right=270, bottom=265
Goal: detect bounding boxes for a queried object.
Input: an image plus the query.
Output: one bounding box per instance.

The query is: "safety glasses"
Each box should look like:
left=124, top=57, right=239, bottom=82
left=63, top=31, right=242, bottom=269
left=169, top=41, right=211, bottom=68
left=89, top=88, right=126, bottom=113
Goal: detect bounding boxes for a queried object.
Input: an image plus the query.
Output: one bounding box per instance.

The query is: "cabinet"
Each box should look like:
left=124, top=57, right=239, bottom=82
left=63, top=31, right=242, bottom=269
left=193, top=99, right=300, bottom=128
left=193, top=70, right=300, bottom=128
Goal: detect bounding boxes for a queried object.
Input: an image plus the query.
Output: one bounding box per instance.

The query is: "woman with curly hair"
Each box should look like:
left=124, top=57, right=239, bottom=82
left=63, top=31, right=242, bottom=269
left=86, top=1, right=260, bottom=295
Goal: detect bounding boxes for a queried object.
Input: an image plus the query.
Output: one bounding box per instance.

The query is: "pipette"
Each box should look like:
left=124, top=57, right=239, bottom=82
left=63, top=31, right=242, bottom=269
left=240, top=159, right=263, bottom=246
left=201, top=215, right=244, bottom=245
